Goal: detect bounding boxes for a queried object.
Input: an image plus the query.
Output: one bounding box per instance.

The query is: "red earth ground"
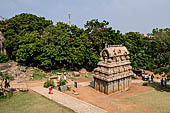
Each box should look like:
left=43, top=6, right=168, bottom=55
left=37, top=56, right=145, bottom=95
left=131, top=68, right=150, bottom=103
left=64, top=82, right=153, bottom=113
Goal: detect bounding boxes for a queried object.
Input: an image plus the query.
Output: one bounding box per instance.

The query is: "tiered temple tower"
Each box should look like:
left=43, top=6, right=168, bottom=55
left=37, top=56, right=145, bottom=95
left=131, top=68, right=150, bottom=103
left=93, top=45, right=134, bottom=94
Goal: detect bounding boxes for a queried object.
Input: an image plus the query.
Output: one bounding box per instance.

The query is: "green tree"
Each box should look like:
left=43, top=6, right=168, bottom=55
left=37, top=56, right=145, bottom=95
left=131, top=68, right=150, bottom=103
left=16, top=31, right=43, bottom=64
left=1, top=13, right=52, bottom=60
left=39, top=22, right=99, bottom=70
left=84, top=19, right=124, bottom=55
left=151, top=28, right=170, bottom=74
left=124, top=32, right=154, bottom=69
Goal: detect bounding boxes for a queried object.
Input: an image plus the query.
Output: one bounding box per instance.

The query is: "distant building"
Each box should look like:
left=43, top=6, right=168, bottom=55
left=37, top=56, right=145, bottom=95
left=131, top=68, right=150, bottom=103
left=0, top=31, right=7, bottom=55
left=141, top=33, right=154, bottom=39
left=141, top=33, right=148, bottom=37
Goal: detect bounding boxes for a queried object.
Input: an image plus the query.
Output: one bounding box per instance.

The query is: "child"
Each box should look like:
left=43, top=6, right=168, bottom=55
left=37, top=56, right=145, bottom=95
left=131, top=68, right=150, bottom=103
left=49, top=86, right=53, bottom=94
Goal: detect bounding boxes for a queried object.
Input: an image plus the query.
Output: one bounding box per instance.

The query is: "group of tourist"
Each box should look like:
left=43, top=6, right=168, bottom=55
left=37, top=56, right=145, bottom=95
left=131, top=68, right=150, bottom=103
left=49, top=73, right=67, bottom=94
left=57, top=74, right=67, bottom=81
left=161, top=78, right=167, bottom=87
left=142, top=74, right=154, bottom=81
left=142, top=73, right=168, bottom=88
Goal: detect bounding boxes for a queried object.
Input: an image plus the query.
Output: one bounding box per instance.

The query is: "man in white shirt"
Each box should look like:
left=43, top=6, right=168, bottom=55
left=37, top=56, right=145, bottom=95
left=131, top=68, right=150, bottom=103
left=58, top=75, right=61, bottom=81
left=64, top=74, right=67, bottom=81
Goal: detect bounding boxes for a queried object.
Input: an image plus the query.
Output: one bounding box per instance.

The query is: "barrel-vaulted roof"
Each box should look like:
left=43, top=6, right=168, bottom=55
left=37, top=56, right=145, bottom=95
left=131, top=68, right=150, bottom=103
left=100, top=45, right=129, bottom=58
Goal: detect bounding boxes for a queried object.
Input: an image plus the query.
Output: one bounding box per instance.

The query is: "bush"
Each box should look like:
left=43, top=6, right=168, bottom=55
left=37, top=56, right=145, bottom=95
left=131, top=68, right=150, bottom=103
left=0, top=54, right=9, bottom=63
left=58, top=79, right=66, bottom=86
left=167, top=74, right=170, bottom=81
left=43, top=80, right=55, bottom=88
left=143, top=82, right=148, bottom=86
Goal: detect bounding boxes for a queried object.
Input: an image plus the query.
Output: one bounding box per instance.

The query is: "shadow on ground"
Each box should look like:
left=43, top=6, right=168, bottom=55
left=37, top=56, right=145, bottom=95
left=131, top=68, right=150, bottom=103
left=88, top=81, right=94, bottom=88
left=147, top=82, right=170, bottom=92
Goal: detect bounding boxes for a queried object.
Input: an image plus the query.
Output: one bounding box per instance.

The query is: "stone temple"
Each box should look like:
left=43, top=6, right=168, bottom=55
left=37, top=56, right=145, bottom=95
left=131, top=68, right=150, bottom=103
left=93, top=45, right=134, bottom=94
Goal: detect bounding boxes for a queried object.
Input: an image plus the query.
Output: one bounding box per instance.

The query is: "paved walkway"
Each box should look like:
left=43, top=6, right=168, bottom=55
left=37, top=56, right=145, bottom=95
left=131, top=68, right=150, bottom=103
left=31, top=86, right=107, bottom=113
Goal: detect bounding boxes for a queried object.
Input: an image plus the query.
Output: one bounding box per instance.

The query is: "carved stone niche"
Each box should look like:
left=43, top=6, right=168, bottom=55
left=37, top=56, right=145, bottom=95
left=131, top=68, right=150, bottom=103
left=102, top=50, right=109, bottom=63
left=112, top=57, right=116, bottom=63
left=116, top=56, right=120, bottom=62
left=118, top=49, right=121, bottom=54
left=120, top=55, right=126, bottom=62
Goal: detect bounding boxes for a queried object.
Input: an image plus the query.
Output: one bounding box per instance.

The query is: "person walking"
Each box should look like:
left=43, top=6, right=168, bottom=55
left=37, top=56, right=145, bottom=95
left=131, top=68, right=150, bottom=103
left=164, top=78, right=167, bottom=88
left=58, top=75, right=61, bottom=81
left=161, top=78, right=164, bottom=87
left=151, top=74, right=154, bottom=82
left=5, top=78, right=10, bottom=88
left=64, top=74, right=67, bottom=83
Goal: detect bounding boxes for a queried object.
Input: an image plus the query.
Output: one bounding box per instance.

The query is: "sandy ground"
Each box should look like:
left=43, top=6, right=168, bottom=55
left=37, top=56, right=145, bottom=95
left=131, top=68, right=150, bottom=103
left=64, top=82, right=152, bottom=113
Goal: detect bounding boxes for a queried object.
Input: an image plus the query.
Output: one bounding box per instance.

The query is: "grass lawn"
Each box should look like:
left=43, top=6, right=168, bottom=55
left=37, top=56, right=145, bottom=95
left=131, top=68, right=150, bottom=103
left=124, top=83, right=170, bottom=113
left=0, top=91, right=74, bottom=113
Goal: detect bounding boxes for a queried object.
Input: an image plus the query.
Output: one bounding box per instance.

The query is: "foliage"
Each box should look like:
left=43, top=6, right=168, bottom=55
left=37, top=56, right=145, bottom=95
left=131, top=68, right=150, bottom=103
left=51, top=69, right=67, bottom=74
left=43, top=80, right=55, bottom=88
left=0, top=13, right=170, bottom=72
left=151, top=28, right=170, bottom=74
left=142, top=82, right=148, bottom=86
left=124, top=32, right=154, bottom=70
left=58, top=79, right=66, bottom=86
left=84, top=19, right=124, bottom=54
left=167, top=74, right=170, bottom=81
left=1, top=13, right=52, bottom=60
left=0, top=54, right=9, bottom=63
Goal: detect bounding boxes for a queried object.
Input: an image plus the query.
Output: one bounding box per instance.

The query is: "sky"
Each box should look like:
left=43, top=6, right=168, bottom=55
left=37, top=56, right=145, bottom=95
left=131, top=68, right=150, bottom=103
left=0, top=0, right=170, bottom=33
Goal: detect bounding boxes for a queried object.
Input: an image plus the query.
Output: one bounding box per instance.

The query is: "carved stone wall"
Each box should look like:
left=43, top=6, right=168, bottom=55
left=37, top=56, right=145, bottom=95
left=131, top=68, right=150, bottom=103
left=93, top=45, right=133, bottom=94
left=0, top=31, right=6, bottom=55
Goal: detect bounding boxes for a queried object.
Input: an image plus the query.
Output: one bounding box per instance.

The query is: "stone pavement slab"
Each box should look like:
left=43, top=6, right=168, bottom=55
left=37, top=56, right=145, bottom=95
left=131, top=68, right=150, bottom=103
left=31, top=86, right=107, bottom=113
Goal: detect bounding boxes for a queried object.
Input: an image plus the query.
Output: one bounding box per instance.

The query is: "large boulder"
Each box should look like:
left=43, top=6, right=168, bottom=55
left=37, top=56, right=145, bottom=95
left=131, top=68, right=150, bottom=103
left=19, top=66, right=26, bottom=72
left=79, top=68, right=87, bottom=74
left=0, top=62, right=17, bottom=71
left=49, top=76, right=57, bottom=79
left=59, top=85, right=68, bottom=92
